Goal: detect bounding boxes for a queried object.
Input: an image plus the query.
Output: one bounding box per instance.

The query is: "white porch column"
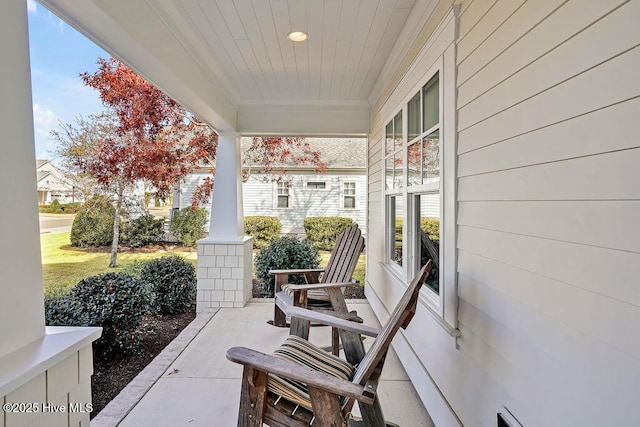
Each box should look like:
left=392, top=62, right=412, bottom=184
left=0, top=3, right=100, bottom=426
left=0, top=0, right=45, bottom=360
left=196, top=131, right=253, bottom=311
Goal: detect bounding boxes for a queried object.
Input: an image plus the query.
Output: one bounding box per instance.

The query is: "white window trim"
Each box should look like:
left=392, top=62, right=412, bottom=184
left=304, top=180, right=329, bottom=191
left=380, top=9, right=458, bottom=330
left=274, top=181, right=293, bottom=210
left=341, top=181, right=357, bottom=210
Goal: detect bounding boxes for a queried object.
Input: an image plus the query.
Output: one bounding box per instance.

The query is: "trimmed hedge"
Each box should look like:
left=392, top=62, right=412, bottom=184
left=254, top=236, right=320, bottom=298
left=420, top=217, right=440, bottom=243
left=39, top=200, right=82, bottom=213
left=140, top=256, right=196, bottom=315
left=70, top=196, right=115, bottom=247
left=244, top=216, right=281, bottom=249
left=303, top=217, right=354, bottom=251
left=45, top=272, right=151, bottom=354
left=170, top=207, right=208, bottom=246
left=121, top=214, right=165, bottom=248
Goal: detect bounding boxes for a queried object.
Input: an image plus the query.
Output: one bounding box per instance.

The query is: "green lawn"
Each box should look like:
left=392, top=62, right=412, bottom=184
left=41, top=232, right=197, bottom=297
left=41, top=232, right=365, bottom=298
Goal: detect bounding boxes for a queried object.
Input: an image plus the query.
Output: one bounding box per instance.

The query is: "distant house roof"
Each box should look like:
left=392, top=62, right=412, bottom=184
left=36, top=171, right=51, bottom=183
left=36, top=159, right=49, bottom=168
left=241, top=137, right=366, bottom=170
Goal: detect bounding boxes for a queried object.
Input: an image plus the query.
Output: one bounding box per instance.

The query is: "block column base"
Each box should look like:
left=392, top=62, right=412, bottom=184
left=196, top=236, right=254, bottom=311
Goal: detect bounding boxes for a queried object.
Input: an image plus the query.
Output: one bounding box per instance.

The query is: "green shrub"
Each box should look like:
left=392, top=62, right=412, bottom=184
left=170, top=207, right=207, bottom=246
left=44, top=296, right=80, bottom=326
left=254, top=236, right=320, bottom=298
left=303, top=217, right=354, bottom=251
left=39, top=201, right=81, bottom=213
left=121, top=214, right=165, bottom=248
left=61, top=202, right=81, bottom=213
left=45, top=272, right=151, bottom=354
left=70, top=196, right=115, bottom=247
left=140, top=256, right=196, bottom=314
left=244, top=216, right=281, bottom=249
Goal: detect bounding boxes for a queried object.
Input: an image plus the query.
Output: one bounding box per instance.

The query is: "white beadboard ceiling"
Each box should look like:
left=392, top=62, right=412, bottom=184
left=164, top=0, right=415, bottom=101
left=39, top=0, right=418, bottom=134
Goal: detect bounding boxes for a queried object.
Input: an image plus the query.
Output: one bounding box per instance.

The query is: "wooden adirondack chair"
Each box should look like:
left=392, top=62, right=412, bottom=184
left=270, top=224, right=365, bottom=333
left=227, top=260, right=433, bottom=427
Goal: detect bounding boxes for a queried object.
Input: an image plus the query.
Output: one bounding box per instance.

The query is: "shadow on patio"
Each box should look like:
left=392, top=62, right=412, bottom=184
left=93, top=300, right=433, bottom=426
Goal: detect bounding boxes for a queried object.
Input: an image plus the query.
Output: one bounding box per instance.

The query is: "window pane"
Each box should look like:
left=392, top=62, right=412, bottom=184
left=422, top=130, right=439, bottom=183
left=344, top=196, right=356, bottom=209
left=407, top=92, right=421, bottom=141
left=385, top=156, right=394, bottom=190
left=344, top=182, right=356, bottom=195
left=393, top=112, right=403, bottom=151
left=307, top=181, right=326, bottom=189
left=385, top=121, right=393, bottom=156
left=277, top=195, right=289, bottom=208
left=392, top=196, right=403, bottom=266
left=407, top=142, right=421, bottom=186
left=394, top=154, right=404, bottom=189
left=416, top=193, right=439, bottom=294
left=422, top=74, right=439, bottom=131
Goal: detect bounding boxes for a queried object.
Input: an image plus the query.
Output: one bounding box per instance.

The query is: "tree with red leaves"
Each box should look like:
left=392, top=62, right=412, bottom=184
left=57, top=57, right=218, bottom=267
left=57, top=57, right=327, bottom=267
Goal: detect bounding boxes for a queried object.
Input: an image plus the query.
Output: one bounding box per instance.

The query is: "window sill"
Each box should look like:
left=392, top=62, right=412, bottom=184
left=378, top=262, right=460, bottom=338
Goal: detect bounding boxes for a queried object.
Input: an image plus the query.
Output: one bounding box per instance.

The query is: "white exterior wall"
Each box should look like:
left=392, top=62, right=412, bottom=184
left=367, top=1, right=640, bottom=426
left=180, top=172, right=367, bottom=235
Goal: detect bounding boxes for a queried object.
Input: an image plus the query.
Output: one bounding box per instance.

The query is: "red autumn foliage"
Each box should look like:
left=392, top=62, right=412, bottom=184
left=80, top=57, right=218, bottom=201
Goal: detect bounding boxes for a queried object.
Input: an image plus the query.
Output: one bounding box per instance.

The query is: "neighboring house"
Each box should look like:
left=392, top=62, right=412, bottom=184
left=174, top=138, right=368, bottom=234
left=35, top=159, right=74, bottom=205
left=4, top=2, right=640, bottom=427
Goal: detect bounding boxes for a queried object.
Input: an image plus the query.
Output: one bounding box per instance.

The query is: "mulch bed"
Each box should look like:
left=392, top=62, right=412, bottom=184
left=91, top=281, right=366, bottom=418
left=91, top=307, right=195, bottom=418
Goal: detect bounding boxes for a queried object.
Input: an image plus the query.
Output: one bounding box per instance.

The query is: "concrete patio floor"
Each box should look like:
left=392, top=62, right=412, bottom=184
left=113, top=300, right=433, bottom=426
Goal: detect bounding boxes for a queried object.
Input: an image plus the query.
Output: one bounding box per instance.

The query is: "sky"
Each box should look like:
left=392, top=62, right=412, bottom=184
left=27, top=0, right=108, bottom=161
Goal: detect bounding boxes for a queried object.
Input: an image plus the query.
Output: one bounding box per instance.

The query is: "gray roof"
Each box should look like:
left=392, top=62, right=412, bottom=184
left=241, top=137, right=366, bottom=169
left=36, top=159, right=49, bottom=168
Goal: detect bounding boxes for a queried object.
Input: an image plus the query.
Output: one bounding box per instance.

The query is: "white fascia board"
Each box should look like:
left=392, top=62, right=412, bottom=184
left=39, top=0, right=238, bottom=133
left=237, top=101, right=371, bottom=136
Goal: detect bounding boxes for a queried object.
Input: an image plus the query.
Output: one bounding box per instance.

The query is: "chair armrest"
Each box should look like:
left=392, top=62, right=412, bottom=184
left=287, top=306, right=380, bottom=338
left=285, top=282, right=356, bottom=291
left=226, top=347, right=375, bottom=404
left=269, top=268, right=325, bottom=275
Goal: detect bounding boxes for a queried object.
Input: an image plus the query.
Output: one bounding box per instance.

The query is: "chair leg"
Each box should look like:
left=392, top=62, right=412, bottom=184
left=308, top=386, right=348, bottom=427
left=238, top=366, right=267, bottom=427
left=290, top=316, right=310, bottom=340
left=359, top=399, right=387, bottom=427
left=332, top=327, right=340, bottom=356
left=273, top=304, right=288, bottom=328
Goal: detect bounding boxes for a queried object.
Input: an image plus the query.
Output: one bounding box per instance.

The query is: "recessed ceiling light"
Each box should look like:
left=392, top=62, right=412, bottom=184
left=287, top=31, right=308, bottom=42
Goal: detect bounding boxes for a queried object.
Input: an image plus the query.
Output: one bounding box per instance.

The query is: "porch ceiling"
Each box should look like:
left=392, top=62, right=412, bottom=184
left=38, top=0, right=417, bottom=135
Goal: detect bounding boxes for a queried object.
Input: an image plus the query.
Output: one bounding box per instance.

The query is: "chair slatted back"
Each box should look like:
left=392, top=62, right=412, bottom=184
left=352, top=261, right=433, bottom=385
left=321, top=225, right=365, bottom=284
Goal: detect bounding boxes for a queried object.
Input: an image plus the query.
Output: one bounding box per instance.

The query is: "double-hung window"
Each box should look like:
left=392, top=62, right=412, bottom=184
left=275, top=181, right=290, bottom=208
left=385, top=112, right=404, bottom=267
left=343, top=182, right=356, bottom=209
left=382, top=51, right=457, bottom=330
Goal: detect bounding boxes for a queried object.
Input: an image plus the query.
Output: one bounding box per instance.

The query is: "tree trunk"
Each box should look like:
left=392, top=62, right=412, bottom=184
left=109, top=188, right=124, bottom=267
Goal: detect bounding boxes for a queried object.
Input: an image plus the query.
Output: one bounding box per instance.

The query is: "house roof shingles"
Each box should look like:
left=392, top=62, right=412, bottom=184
left=241, top=137, right=366, bottom=170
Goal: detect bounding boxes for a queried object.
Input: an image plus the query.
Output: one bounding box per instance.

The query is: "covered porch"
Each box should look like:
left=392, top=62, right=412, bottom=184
left=1, top=0, right=639, bottom=426
left=92, top=301, right=433, bottom=427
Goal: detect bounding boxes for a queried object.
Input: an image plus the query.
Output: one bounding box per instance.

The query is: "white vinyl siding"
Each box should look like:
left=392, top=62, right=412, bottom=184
left=179, top=172, right=367, bottom=235
left=367, top=1, right=640, bottom=427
